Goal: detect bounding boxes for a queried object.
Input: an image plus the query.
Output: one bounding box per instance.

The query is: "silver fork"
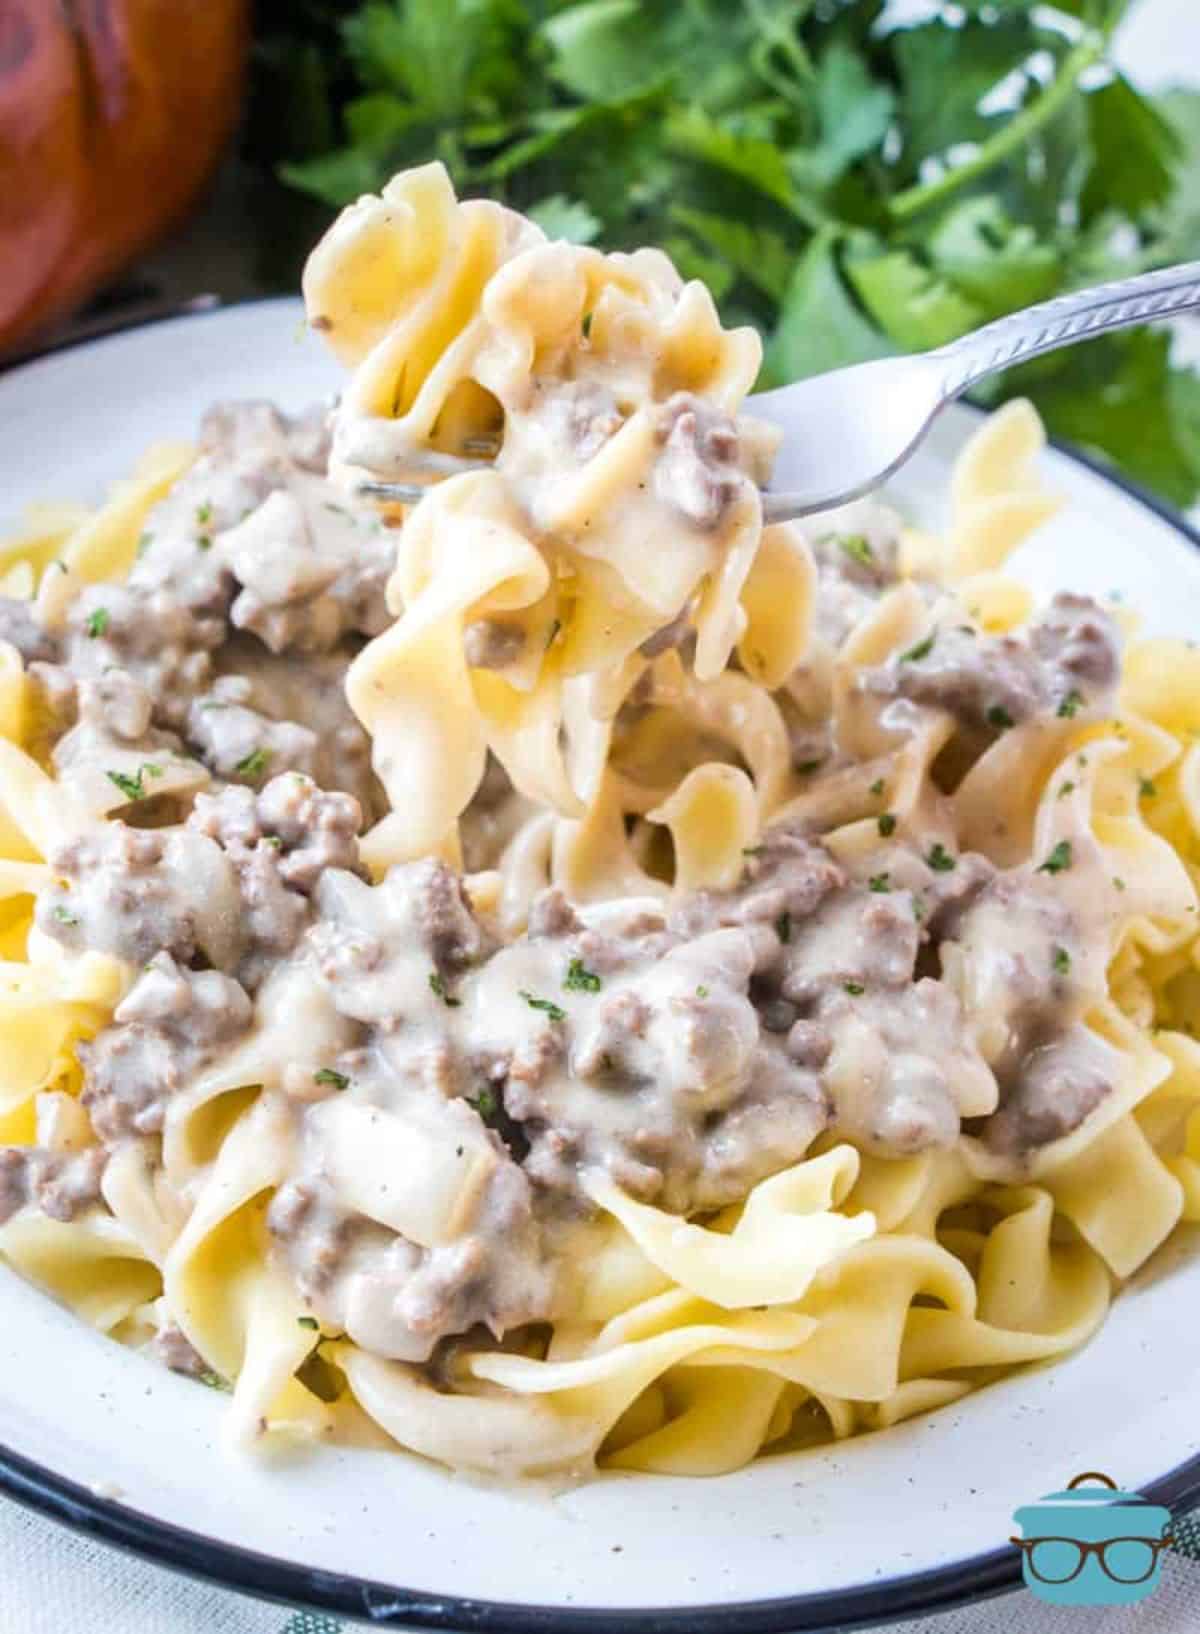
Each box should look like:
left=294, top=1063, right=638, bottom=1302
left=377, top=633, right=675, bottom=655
left=355, top=259, right=1200, bottom=522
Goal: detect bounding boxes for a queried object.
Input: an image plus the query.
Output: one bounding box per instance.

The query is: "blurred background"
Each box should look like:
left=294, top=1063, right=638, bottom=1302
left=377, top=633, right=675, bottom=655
left=1, top=0, right=1198, bottom=505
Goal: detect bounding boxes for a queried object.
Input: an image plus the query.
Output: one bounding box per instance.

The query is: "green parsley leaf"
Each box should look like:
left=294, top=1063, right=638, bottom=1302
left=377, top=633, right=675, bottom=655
left=869, top=778, right=885, bottom=797
left=868, top=873, right=891, bottom=893
left=51, top=904, right=78, bottom=926
left=1058, top=689, right=1084, bottom=719
left=528, top=194, right=601, bottom=243
left=520, top=989, right=566, bottom=1023
left=197, top=1369, right=232, bottom=1392
left=899, top=633, right=935, bottom=664
left=846, top=248, right=981, bottom=353
left=927, top=197, right=1060, bottom=319
left=106, top=768, right=145, bottom=802
left=838, top=534, right=874, bottom=570
left=695, top=985, right=709, bottom=998
left=564, top=957, right=601, bottom=993
left=1052, top=946, right=1071, bottom=977
left=195, top=501, right=213, bottom=526
left=987, top=704, right=1015, bottom=730
left=1082, top=76, right=1179, bottom=223
left=234, top=748, right=271, bottom=781
left=668, top=206, right=792, bottom=305
left=796, top=759, right=822, bottom=775
left=926, top=842, right=956, bottom=873
left=298, top=1315, right=320, bottom=1330
left=86, top=607, right=110, bottom=639
left=1138, top=774, right=1158, bottom=800
left=767, top=233, right=893, bottom=385
left=1058, top=781, right=1076, bottom=799
left=429, top=971, right=461, bottom=1007
left=775, top=911, right=791, bottom=944
left=471, top=1085, right=501, bottom=1126
left=314, top=1067, right=350, bottom=1090
left=877, top=813, right=897, bottom=838
left=843, top=981, right=865, bottom=997
left=1038, top=840, right=1073, bottom=875
left=797, top=39, right=894, bottom=190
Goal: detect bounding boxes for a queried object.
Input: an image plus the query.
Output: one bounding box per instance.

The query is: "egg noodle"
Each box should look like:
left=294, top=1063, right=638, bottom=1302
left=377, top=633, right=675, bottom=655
left=1, top=163, right=1199, bottom=1480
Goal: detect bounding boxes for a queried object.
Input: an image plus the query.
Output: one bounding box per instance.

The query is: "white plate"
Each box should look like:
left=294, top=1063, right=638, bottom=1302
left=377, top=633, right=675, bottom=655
left=1, top=299, right=1199, bottom=1633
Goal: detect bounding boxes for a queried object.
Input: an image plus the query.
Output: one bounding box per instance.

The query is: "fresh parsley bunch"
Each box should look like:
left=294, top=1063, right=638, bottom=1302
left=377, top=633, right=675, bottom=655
left=250, top=0, right=1200, bottom=504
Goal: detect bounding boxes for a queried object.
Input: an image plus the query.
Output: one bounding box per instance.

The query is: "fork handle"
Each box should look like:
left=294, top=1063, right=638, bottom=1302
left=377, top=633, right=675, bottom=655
left=934, top=259, right=1200, bottom=399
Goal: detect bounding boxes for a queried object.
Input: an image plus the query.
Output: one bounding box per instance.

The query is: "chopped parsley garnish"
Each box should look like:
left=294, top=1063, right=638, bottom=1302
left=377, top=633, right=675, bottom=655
left=844, top=981, right=865, bottom=996
left=869, top=778, right=885, bottom=797
left=471, top=1086, right=501, bottom=1125
left=136, top=531, right=153, bottom=557
left=926, top=842, right=956, bottom=872
left=564, top=957, right=601, bottom=992
left=796, top=758, right=822, bottom=775
left=234, top=747, right=271, bottom=780
left=85, top=607, right=110, bottom=639
left=298, top=1315, right=320, bottom=1330
left=912, top=896, right=927, bottom=922
left=106, top=768, right=145, bottom=802
left=51, top=904, right=78, bottom=926
left=1113, top=876, right=1127, bottom=892
left=695, top=985, right=709, bottom=998
left=742, top=844, right=765, bottom=857
left=520, top=989, right=566, bottom=1022
left=839, top=534, right=874, bottom=570
left=986, top=704, right=1015, bottom=730
left=264, top=835, right=283, bottom=849
left=1052, top=946, right=1071, bottom=976
left=195, top=501, right=212, bottom=526
left=197, top=1369, right=232, bottom=1392
left=899, top=633, right=935, bottom=664
left=1057, top=689, right=1084, bottom=719
left=429, top=971, right=461, bottom=1007
left=877, top=812, right=897, bottom=838
left=313, top=1067, right=350, bottom=1090
left=1038, top=839, right=1073, bottom=875
left=774, top=912, right=792, bottom=945
left=868, top=872, right=891, bottom=893
left=1058, top=781, right=1076, bottom=799
left=581, top=311, right=593, bottom=340
left=1138, top=774, right=1158, bottom=800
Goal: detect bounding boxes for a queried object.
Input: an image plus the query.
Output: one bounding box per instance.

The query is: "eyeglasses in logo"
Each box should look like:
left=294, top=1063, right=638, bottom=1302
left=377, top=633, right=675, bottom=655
left=1011, top=1472, right=1173, bottom=1607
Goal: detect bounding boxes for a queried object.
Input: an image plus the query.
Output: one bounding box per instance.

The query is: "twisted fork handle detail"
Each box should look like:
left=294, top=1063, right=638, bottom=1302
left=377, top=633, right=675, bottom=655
left=934, top=260, right=1200, bottom=400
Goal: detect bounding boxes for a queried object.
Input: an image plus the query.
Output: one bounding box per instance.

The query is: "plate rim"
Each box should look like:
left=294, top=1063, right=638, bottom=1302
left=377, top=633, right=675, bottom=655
left=1, top=296, right=1199, bottom=1634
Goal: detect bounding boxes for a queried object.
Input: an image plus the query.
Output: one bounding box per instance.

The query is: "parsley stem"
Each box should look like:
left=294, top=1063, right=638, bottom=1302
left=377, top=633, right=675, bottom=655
left=888, top=33, right=1103, bottom=223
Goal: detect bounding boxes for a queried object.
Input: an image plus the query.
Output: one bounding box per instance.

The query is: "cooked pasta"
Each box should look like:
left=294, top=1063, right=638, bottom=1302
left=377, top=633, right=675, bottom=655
left=0, top=164, right=1198, bottom=1482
